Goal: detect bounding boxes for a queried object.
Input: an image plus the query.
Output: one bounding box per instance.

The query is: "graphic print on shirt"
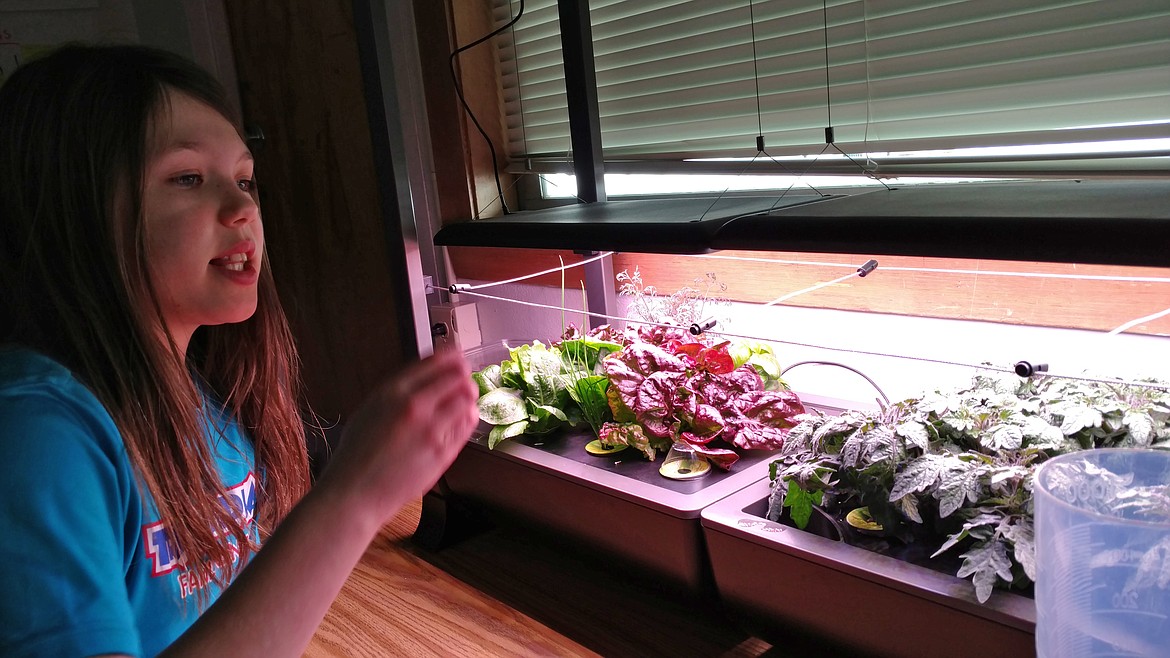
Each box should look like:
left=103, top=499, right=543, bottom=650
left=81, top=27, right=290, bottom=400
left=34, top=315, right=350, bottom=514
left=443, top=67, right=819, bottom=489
left=142, top=471, right=257, bottom=598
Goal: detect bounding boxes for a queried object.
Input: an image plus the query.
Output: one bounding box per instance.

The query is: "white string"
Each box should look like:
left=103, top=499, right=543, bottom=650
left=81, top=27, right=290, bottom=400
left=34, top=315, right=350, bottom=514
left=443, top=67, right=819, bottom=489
left=438, top=241, right=1167, bottom=390
left=455, top=251, right=615, bottom=291
left=689, top=253, right=1170, bottom=283
left=712, top=322, right=1168, bottom=391
left=454, top=288, right=692, bottom=333
left=1108, top=306, right=1170, bottom=336
left=454, top=286, right=1169, bottom=392
left=764, top=271, right=859, bottom=306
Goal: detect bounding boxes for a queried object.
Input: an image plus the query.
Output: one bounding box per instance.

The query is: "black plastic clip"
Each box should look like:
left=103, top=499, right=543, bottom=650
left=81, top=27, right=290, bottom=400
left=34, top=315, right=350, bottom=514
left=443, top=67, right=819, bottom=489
left=857, top=259, right=879, bottom=277
left=690, top=318, right=717, bottom=336
left=1014, top=361, right=1049, bottom=378
left=449, top=283, right=470, bottom=295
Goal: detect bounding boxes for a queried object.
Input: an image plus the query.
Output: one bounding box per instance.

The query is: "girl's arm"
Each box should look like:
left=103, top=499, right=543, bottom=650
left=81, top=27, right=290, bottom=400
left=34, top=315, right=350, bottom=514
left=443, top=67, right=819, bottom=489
left=161, top=348, right=480, bottom=657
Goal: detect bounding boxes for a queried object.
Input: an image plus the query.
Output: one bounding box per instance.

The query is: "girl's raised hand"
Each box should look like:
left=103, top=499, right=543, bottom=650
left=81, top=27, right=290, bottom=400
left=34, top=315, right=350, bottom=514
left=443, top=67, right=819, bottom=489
left=161, top=350, right=479, bottom=656
left=317, top=348, right=480, bottom=530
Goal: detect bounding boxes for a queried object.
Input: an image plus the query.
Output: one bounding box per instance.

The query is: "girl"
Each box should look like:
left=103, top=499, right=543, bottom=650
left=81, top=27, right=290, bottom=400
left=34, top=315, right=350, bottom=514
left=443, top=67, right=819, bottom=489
left=0, top=43, right=479, bottom=657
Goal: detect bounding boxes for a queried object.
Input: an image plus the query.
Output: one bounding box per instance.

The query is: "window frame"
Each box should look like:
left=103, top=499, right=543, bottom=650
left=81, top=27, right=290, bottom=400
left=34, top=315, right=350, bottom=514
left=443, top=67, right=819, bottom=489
left=428, top=0, right=1170, bottom=339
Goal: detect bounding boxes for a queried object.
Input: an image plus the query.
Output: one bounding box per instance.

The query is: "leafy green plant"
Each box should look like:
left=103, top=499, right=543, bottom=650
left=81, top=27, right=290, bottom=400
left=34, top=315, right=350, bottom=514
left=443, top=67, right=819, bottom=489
left=768, top=369, right=1170, bottom=602
left=475, top=340, right=609, bottom=448
left=470, top=270, right=806, bottom=466
left=559, top=335, right=623, bottom=437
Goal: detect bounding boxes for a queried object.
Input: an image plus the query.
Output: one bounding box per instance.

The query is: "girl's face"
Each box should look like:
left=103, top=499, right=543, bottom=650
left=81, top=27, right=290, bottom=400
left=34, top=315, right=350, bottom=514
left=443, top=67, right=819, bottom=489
left=142, top=90, right=262, bottom=353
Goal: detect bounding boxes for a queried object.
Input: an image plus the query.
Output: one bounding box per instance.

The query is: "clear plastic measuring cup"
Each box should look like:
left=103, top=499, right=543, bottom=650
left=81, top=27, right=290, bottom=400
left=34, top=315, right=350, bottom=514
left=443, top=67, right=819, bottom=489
left=1034, top=448, right=1170, bottom=657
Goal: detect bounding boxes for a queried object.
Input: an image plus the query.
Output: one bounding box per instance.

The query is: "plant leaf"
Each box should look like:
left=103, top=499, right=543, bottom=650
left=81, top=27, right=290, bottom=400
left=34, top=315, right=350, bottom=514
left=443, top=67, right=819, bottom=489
left=898, top=494, right=923, bottom=524
left=937, top=463, right=983, bottom=518
left=477, top=387, right=527, bottom=425
left=957, top=539, right=1014, bottom=603
left=1021, top=416, right=1064, bottom=449
left=840, top=429, right=867, bottom=468
left=472, top=364, right=502, bottom=396
left=689, top=443, right=740, bottom=470
left=888, top=455, right=946, bottom=502
left=1124, top=411, right=1156, bottom=445
left=606, top=385, right=636, bottom=423
left=896, top=420, right=930, bottom=452
left=985, top=424, right=1023, bottom=451
left=515, top=343, right=566, bottom=407
left=1058, top=404, right=1103, bottom=436
left=565, top=374, right=612, bottom=436
left=931, top=528, right=969, bottom=559
left=531, top=402, right=569, bottom=423
left=783, top=483, right=823, bottom=530
left=1002, top=518, right=1036, bottom=581
left=599, top=421, right=660, bottom=461
left=722, top=389, right=805, bottom=450
left=488, top=420, right=528, bottom=449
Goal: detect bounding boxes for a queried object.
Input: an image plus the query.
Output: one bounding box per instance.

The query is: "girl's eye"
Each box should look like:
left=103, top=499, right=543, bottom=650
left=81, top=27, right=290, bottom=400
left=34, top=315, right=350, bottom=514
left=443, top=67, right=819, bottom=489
left=173, top=173, right=202, bottom=187
left=238, top=178, right=257, bottom=193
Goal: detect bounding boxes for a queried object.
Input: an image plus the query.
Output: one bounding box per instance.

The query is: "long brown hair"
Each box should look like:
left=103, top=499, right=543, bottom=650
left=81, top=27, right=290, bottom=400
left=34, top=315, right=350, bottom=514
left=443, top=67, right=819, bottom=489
left=0, top=43, right=310, bottom=601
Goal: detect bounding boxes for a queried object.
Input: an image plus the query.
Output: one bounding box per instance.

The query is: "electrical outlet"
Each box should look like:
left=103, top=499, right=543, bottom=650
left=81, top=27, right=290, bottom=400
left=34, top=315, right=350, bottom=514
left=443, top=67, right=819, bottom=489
left=428, top=302, right=481, bottom=352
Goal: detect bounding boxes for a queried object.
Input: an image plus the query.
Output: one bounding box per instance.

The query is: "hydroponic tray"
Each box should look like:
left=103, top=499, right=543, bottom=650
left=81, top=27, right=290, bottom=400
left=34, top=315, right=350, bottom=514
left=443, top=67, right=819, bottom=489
left=701, top=476, right=1036, bottom=657
left=432, top=423, right=775, bottom=594
left=421, top=338, right=857, bottom=594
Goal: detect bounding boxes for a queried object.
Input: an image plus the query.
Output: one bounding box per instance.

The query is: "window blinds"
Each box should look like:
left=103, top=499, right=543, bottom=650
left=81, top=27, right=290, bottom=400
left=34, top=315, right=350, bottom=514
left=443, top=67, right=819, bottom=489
left=491, top=0, right=1170, bottom=174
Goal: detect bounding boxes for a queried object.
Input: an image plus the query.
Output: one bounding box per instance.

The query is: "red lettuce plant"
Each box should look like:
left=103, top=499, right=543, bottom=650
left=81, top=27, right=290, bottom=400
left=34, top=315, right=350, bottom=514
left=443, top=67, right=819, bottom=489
left=600, top=339, right=806, bottom=469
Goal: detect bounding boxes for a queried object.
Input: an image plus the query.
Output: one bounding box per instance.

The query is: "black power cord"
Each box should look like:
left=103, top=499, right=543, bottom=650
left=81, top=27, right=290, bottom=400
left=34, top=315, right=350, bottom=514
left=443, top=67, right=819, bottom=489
left=448, top=0, right=526, bottom=215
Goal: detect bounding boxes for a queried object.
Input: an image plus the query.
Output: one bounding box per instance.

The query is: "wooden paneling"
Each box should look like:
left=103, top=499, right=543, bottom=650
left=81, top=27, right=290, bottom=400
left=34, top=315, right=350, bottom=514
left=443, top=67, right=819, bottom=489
left=448, top=0, right=517, bottom=220
left=223, top=1, right=412, bottom=424
left=414, top=0, right=476, bottom=226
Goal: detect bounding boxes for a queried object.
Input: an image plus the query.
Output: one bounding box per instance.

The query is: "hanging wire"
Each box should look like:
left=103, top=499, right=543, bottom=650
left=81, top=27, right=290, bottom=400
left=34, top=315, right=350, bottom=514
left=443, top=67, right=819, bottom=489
left=819, top=0, right=890, bottom=190
left=820, top=0, right=834, bottom=133
left=748, top=0, right=765, bottom=141
left=860, top=0, right=876, bottom=169
left=763, top=146, right=831, bottom=211
left=538, top=172, right=593, bottom=205
left=698, top=0, right=822, bottom=222
left=475, top=164, right=528, bottom=218
left=508, top=0, right=531, bottom=166
left=472, top=169, right=593, bottom=220
left=449, top=0, right=527, bottom=215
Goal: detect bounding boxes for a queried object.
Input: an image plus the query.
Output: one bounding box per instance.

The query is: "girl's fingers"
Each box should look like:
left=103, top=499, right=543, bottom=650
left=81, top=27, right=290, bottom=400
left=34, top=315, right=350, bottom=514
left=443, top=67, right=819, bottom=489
left=390, top=366, right=477, bottom=430
left=325, top=350, right=481, bottom=521
left=392, top=349, right=472, bottom=399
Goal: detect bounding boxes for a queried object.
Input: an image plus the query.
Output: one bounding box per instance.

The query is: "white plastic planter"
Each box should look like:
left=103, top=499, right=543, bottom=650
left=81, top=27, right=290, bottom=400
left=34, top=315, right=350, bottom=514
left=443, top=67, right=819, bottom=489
left=701, top=475, right=1036, bottom=657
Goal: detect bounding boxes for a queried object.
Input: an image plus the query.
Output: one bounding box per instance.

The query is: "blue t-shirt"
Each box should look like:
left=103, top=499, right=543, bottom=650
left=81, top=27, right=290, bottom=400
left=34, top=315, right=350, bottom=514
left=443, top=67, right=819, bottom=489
left=0, top=348, right=259, bottom=657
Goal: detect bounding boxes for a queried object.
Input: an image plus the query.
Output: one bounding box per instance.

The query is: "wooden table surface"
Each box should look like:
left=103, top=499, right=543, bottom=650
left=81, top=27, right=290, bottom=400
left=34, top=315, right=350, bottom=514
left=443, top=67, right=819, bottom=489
left=303, top=499, right=804, bottom=658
